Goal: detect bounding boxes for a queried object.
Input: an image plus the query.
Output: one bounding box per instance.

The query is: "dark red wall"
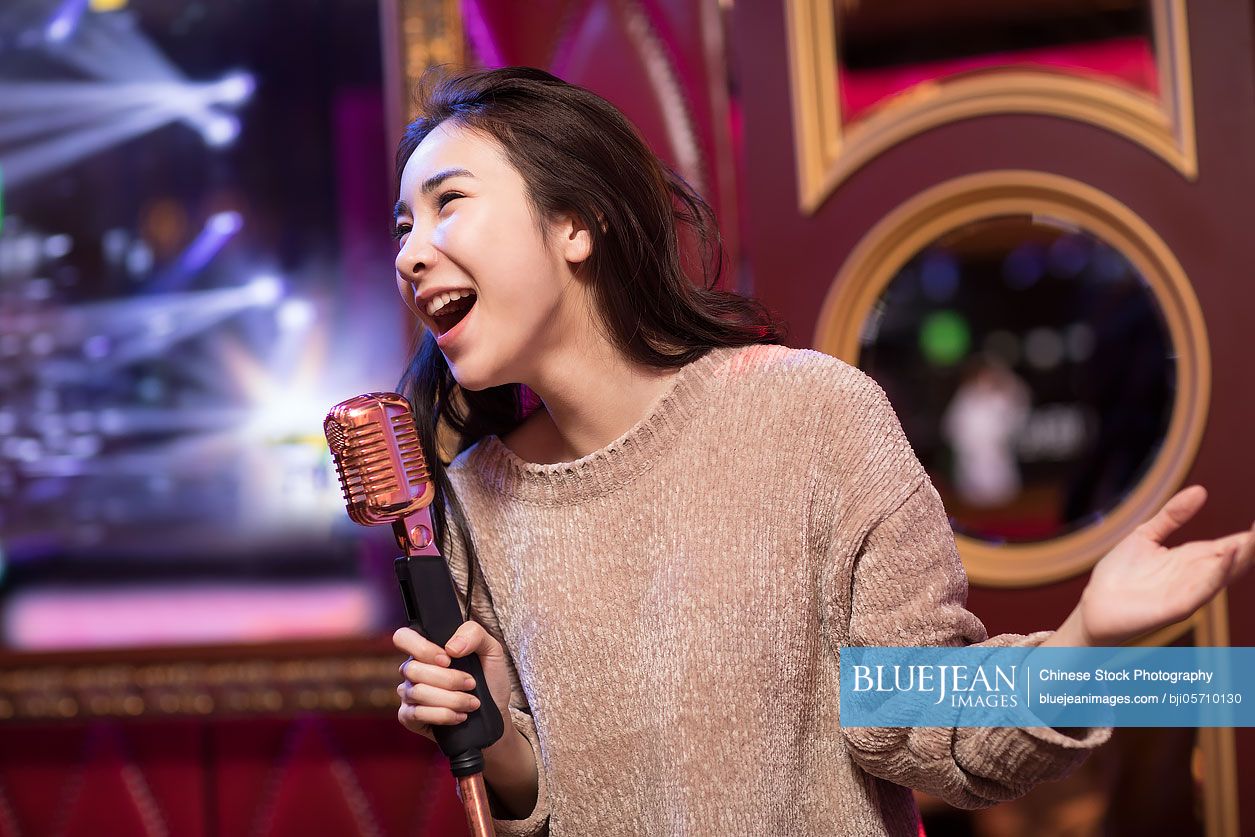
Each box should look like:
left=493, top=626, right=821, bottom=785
left=733, top=0, right=1255, bottom=819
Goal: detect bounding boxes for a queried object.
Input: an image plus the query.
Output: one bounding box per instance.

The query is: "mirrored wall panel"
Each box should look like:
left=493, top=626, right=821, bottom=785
left=0, top=0, right=406, bottom=653
left=857, top=214, right=1175, bottom=543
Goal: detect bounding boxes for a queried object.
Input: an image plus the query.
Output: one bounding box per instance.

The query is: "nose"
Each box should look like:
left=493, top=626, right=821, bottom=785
left=394, top=225, right=438, bottom=286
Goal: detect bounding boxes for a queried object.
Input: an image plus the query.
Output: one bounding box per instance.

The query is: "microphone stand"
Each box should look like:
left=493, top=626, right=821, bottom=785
left=393, top=506, right=504, bottom=837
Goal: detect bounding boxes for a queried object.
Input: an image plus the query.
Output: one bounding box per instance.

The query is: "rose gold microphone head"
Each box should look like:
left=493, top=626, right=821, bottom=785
left=323, top=392, right=435, bottom=526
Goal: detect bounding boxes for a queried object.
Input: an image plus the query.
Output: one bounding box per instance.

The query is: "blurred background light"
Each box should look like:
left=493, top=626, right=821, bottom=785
left=213, top=71, right=256, bottom=106
left=199, top=111, right=240, bottom=147
left=45, top=0, right=87, bottom=44
left=277, top=298, right=315, bottom=332
left=983, top=329, right=1021, bottom=367
left=1002, top=242, right=1046, bottom=290
left=1024, top=327, right=1065, bottom=370
left=206, top=210, right=243, bottom=236
left=246, top=275, right=284, bottom=306
left=919, top=250, right=960, bottom=302
left=920, top=310, right=971, bottom=366
left=1048, top=234, right=1090, bottom=278
left=1066, top=322, right=1096, bottom=362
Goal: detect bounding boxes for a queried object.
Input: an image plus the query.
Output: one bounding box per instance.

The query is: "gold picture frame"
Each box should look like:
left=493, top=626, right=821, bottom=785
left=784, top=0, right=1197, bottom=213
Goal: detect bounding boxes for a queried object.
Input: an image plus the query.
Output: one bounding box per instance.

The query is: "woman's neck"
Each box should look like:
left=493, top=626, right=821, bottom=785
left=506, top=341, right=684, bottom=465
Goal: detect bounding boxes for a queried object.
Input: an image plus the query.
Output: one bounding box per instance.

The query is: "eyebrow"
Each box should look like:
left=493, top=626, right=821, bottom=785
left=393, top=168, right=475, bottom=223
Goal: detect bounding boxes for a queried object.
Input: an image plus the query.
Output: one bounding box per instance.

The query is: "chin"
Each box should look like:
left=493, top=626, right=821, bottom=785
left=445, top=357, right=508, bottom=393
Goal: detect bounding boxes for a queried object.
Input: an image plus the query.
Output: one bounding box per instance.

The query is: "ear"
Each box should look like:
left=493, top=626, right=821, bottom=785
left=553, top=211, right=593, bottom=265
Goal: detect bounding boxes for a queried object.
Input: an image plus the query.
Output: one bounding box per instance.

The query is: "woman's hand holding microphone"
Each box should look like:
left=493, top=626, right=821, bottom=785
left=393, top=622, right=514, bottom=741
left=392, top=622, right=541, bottom=820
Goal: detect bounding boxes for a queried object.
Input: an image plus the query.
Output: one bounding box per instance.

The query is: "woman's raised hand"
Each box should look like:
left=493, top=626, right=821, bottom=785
left=392, top=621, right=515, bottom=742
left=1060, top=485, right=1255, bottom=647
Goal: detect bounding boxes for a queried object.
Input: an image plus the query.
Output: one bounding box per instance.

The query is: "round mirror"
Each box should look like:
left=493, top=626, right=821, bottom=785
left=857, top=215, right=1174, bottom=543
left=814, top=172, right=1209, bottom=586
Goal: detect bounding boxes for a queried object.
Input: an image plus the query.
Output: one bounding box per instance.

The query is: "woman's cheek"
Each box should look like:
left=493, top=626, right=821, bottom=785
left=430, top=220, right=453, bottom=250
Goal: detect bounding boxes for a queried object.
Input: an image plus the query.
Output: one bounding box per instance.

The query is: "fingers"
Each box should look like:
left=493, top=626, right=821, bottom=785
left=1137, top=485, right=1208, bottom=544
left=1224, top=524, right=1255, bottom=584
left=400, top=658, right=475, bottom=692
left=444, top=619, right=501, bottom=660
left=392, top=626, right=451, bottom=668
left=1170, top=529, right=1255, bottom=587
left=398, top=681, right=482, bottom=715
left=398, top=702, right=468, bottom=734
left=393, top=624, right=489, bottom=739
left=395, top=672, right=481, bottom=736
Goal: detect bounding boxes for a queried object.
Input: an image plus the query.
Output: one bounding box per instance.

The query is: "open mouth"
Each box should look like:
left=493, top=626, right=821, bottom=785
left=431, top=293, right=477, bottom=336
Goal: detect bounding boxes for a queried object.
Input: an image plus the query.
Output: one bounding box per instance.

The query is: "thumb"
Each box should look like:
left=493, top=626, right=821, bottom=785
left=1138, top=485, right=1208, bottom=545
left=444, top=620, right=501, bottom=659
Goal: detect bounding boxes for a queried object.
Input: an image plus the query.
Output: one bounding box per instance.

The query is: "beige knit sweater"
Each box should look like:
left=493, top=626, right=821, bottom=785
left=441, top=343, right=1112, bottom=836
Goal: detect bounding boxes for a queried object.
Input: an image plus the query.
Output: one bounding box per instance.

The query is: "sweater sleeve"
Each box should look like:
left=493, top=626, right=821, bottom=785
left=813, top=367, right=1111, bottom=811
left=443, top=509, right=552, bottom=836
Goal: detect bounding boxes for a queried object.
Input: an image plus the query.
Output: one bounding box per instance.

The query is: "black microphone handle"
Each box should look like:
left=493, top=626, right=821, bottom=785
left=396, top=554, right=506, bottom=775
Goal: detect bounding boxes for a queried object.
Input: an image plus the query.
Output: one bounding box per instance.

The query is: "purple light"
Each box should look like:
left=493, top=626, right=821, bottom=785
left=83, top=334, right=111, bottom=359
left=207, top=210, right=243, bottom=236
left=1003, top=243, right=1046, bottom=290
left=200, top=112, right=240, bottom=147
left=461, top=0, right=506, bottom=68
left=277, top=298, right=314, bottom=330
left=214, top=72, right=256, bottom=105
left=181, top=211, right=242, bottom=273
left=1047, top=235, right=1089, bottom=278
left=918, top=250, right=960, bottom=302
left=45, top=0, right=87, bottom=43
left=146, top=210, right=243, bottom=292
left=246, top=275, right=283, bottom=306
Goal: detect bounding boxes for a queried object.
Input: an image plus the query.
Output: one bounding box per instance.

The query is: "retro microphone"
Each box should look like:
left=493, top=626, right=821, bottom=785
left=324, top=392, right=504, bottom=837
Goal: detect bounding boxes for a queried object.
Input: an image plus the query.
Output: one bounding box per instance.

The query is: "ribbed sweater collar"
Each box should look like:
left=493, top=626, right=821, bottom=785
left=460, top=345, right=742, bottom=506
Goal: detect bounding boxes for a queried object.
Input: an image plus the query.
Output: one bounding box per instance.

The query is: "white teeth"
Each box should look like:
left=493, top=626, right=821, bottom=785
left=426, top=289, right=474, bottom=317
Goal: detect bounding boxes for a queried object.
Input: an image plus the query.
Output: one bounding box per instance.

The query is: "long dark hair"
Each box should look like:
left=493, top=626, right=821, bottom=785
left=395, top=66, right=785, bottom=608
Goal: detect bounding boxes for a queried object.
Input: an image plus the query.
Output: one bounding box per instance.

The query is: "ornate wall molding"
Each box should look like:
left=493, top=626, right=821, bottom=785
left=0, top=638, right=400, bottom=721
left=380, top=0, right=465, bottom=151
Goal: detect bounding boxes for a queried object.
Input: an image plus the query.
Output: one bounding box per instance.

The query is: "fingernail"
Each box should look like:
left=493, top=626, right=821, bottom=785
left=454, top=712, right=468, bottom=722
left=436, top=653, right=451, bottom=666
left=468, top=697, right=480, bottom=709
left=446, top=638, right=465, bottom=654
left=463, top=676, right=475, bottom=690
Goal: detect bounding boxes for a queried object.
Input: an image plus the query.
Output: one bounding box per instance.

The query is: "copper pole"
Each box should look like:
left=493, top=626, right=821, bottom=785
left=457, top=772, right=496, bottom=837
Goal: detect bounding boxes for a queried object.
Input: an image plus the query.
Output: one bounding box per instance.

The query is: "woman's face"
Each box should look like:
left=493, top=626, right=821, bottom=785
left=393, top=121, right=592, bottom=391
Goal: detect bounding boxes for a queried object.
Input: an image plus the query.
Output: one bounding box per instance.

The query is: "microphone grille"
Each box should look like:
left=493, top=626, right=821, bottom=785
left=323, top=392, right=435, bottom=525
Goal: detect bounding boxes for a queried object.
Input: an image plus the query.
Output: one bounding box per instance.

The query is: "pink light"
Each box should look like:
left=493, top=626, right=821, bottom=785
left=840, top=36, right=1160, bottom=122
left=6, top=583, right=375, bottom=650
left=461, top=0, right=506, bottom=68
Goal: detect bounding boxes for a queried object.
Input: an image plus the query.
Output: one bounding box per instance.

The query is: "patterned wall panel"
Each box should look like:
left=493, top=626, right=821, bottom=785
left=462, top=0, right=742, bottom=290
left=0, top=716, right=475, bottom=837
left=212, top=717, right=468, bottom=837
left=0, top=722, right=206, bottom=837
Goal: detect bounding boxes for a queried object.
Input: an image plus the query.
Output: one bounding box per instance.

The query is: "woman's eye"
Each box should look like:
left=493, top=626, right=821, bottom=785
left=390, top=223, right=412, bottom=241
left=437, top=192, right=464, bottom=211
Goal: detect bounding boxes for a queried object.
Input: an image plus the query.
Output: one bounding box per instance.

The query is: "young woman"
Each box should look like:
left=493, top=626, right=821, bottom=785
left=389, top=67, right=1254, bottom=836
